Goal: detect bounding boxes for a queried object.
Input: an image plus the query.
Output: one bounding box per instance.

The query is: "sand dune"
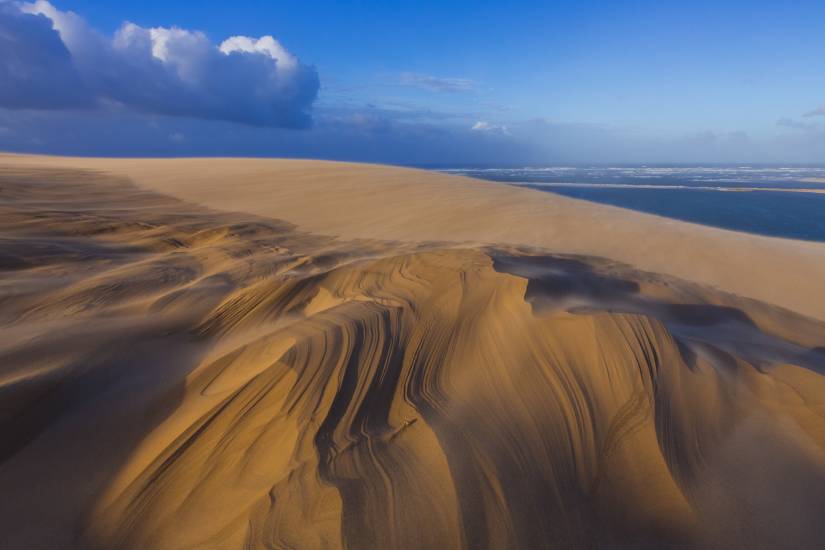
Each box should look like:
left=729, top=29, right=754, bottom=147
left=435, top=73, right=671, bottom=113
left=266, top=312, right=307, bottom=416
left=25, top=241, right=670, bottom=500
left=1, top=156, right=825, bottom=549
left=4, top=154, right=825, bottom=321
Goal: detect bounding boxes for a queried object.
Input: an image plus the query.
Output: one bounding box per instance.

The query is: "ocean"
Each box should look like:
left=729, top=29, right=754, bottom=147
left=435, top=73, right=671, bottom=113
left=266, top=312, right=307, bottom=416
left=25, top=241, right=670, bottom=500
left=437, top=166, right=825, bottom=242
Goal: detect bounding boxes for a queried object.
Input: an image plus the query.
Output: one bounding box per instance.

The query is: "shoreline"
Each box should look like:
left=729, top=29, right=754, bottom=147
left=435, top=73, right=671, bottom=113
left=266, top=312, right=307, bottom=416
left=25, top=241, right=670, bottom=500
left=510, top=181, right=825, bottom=194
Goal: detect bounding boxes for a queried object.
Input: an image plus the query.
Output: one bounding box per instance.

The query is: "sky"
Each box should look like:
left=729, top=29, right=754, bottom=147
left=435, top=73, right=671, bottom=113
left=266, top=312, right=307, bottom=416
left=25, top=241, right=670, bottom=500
left=1, top=0, right=824, bottom=164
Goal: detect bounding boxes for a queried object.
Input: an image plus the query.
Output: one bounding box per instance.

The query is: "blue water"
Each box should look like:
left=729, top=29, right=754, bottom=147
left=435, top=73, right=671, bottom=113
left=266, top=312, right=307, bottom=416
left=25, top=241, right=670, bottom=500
left=437, top=166, right=825, bottom=242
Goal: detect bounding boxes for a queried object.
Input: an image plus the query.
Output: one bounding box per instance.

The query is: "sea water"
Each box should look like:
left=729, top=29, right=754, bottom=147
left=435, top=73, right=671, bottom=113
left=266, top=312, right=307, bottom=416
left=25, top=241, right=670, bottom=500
left=437, top=166, right=825, bottom=242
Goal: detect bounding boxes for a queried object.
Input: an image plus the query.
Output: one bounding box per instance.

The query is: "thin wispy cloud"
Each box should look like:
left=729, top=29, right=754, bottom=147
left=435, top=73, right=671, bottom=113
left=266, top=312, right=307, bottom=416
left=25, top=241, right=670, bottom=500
left=0, top=1, right=319, bottom=127
left=803, top=104, right=825, bottom=118
left=471, top=120, right=510, bottom=135
left=399, top=72, right=474, bottom=93
left=479, top=101, right=514, bottom=113
left=778, top=117, right=821, bottom=130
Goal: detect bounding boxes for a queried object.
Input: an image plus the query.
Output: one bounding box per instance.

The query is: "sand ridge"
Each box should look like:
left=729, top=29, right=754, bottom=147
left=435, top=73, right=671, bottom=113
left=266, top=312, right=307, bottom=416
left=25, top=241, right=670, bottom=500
left=1, top=159, right=825, bottom=549
left=2, top=153, right=824, bottom=322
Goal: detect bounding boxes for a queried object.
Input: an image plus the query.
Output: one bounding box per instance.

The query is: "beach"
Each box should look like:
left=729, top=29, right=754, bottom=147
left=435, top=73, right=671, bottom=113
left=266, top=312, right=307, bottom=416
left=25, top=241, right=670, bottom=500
left=2, top=154, right=825, bottom=549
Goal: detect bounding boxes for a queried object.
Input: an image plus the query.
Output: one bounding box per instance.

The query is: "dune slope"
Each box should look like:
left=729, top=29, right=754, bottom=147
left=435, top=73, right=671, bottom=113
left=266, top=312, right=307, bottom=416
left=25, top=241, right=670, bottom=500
left=1, top=159, right=825, bottom=549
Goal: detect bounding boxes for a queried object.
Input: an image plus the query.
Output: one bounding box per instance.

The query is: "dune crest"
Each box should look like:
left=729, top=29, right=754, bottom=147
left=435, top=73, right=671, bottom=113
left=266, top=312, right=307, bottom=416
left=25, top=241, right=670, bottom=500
left=4, top=154, right=825, bottom=321
left=1, top=160, right=825, bottom=549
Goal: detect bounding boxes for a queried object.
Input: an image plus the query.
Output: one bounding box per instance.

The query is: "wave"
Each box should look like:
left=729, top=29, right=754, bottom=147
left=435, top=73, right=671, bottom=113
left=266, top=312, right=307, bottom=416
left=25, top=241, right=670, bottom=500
left=512, top=182, right=825, bottom=193
left=438, top=166, right=825, bottom=185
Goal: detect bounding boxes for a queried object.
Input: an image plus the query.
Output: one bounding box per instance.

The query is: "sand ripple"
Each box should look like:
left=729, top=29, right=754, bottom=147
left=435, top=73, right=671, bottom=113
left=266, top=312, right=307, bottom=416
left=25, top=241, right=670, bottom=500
left=1, top=165, right=825, bottom=549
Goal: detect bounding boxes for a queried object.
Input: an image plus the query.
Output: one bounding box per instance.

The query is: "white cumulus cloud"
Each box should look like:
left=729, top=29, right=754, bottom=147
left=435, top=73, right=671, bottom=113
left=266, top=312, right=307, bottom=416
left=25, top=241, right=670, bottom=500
left=0, top=1, right=319, bottom=127
left=219, top=36, right=297, bottom=71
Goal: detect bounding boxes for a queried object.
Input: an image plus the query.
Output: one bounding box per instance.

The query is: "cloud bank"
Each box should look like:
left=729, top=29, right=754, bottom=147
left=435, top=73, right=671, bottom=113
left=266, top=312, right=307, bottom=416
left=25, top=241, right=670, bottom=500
left=0, top=1, right=319, bottom=127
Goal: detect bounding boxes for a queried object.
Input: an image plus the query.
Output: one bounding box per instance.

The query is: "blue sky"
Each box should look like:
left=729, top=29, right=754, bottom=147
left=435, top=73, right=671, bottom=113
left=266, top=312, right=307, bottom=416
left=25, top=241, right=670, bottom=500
left=1, top=0, right=824, bottom=164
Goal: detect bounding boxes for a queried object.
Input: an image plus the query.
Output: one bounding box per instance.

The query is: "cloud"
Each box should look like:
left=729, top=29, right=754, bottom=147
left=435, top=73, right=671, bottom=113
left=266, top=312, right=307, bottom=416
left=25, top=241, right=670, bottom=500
left=471, top=120, right=510, bottom=135
left=803, top=104, right=825, bottom=118
left=399, top=72, right=474, bottom=92
left=322, top=111, right=394, bottom=134
left=479, top=101, right=514, bottom=113
left=0, top=2, right=91, bottom=109
left=777, top=117, right=821, bottom=130
left=0, top=1, right=319, bottom=127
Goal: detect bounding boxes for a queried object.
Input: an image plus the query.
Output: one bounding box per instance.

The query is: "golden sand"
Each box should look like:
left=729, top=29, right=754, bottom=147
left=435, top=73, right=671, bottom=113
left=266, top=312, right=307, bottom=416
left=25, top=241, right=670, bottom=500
left=1, top=155, right=824, bottom=549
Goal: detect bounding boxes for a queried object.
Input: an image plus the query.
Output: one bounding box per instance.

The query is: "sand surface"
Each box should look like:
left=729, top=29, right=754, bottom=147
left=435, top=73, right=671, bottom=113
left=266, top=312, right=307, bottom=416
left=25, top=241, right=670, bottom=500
left=4, top=154, right=825, bottom=321
left=1, top=155, right=825, bottom=549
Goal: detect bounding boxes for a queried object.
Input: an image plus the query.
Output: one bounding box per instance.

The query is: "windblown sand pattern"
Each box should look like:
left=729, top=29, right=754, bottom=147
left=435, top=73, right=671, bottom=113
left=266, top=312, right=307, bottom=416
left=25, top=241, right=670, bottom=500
left=1, top=160, right=825, bottom=549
